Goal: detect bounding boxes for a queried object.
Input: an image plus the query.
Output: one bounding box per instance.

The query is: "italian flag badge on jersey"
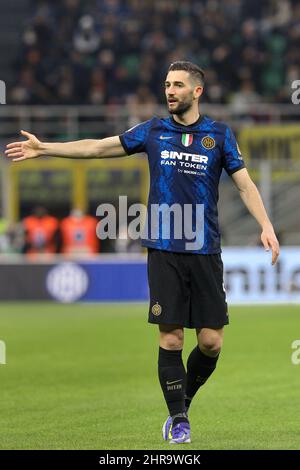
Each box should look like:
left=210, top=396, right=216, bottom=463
left=181, top=133, right=193, bottom=147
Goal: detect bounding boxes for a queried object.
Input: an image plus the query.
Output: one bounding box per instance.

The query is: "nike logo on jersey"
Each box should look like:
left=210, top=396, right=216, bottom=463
left=159, top=135, right=173, bottom=140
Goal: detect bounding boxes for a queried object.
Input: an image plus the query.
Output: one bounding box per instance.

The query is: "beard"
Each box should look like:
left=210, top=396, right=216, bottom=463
left=168, top=99, right=193, bottom=115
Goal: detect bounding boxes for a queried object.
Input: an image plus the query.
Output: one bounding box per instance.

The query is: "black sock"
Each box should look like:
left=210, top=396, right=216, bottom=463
left=185, top=346, right=220, bottom=411
left=158, top=347, right=188, bottom=425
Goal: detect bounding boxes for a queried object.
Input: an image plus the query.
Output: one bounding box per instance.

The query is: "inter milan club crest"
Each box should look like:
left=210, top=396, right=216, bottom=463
left=201, top=135, right=215, bottom=149
left=151, top=302, right=162, bottom=316
left=181, top=133, right=193, bottom=147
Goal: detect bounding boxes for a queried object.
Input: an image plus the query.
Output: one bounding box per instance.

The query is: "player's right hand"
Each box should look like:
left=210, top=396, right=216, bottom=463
left=5, top=130, right=42, bottom=162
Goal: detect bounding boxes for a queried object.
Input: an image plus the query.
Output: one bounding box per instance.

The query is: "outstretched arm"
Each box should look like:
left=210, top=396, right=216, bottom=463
left=5, top=130, right=127, bottom=161
left=231, top=168, right=280, bottom=265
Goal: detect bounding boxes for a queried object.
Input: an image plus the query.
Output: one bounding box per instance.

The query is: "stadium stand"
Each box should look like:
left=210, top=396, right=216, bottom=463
left=7, top=0, right=300, bottom=106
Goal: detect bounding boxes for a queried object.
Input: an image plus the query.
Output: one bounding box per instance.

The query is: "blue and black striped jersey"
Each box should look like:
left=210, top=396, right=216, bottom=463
left=119, top=115, right=245, bottom=254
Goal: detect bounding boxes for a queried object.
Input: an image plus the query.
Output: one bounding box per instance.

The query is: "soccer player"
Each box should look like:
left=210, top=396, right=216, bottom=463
left=5, top=61, right=280, bottom=444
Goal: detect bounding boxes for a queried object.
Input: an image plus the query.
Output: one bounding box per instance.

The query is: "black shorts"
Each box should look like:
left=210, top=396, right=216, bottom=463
left=147, top=248, right=228, bottom=329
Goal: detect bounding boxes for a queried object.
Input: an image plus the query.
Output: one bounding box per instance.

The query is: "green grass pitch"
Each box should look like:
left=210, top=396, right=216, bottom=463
left=0, top=302, right=299, bottom=450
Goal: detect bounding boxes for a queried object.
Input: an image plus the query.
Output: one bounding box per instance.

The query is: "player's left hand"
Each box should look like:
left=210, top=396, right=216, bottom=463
left=261, top=226, right=280, bottom=265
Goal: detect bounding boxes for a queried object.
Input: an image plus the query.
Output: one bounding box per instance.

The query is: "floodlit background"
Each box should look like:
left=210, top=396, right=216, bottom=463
left=0, top=0, right=299, bottom=450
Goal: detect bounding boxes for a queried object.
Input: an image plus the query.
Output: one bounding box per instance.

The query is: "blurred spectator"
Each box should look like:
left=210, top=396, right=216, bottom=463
left=23, top=206, right=59, bottom=255
left=0, top=217, right=9, bottom=253
left=7, top=223, right=25, bottom=254
left=230, top=80, right=261, bottom=113
left=0, top=217, right=25, bottom=254
left=73, top=15, right=100, bottom=55
left=60, top=209, right=99, bottom=255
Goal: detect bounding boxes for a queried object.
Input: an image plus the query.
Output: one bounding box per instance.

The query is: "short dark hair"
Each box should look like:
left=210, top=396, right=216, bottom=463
left=168, top=61, right=204, bottom=86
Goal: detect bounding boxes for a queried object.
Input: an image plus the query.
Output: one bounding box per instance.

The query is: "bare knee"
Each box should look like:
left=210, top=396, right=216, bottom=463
left=198, top=328, right=223, bottom=356
left=159, top=325, right=184, bottom=350
left=200, top=340, right=222, bottom=356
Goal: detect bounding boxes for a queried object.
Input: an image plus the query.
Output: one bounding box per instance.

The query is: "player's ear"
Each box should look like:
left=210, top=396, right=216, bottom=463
left=194, top=86, right=203, bottom=99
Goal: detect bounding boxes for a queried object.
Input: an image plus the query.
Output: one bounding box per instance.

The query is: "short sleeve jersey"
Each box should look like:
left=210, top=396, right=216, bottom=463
left=119, top=115, right=245, bottom=253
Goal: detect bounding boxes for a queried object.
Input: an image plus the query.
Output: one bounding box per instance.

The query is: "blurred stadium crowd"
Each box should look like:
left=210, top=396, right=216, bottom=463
left=10, top=0, right=300, bottom=107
